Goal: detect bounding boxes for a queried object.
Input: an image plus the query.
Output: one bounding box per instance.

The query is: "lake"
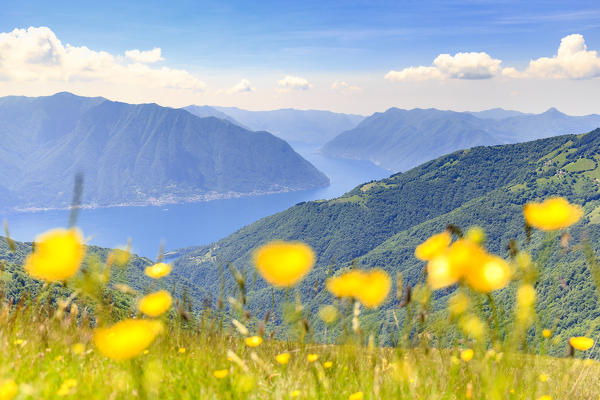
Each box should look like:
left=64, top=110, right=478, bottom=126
left=2, top=144, right=390, bottom=258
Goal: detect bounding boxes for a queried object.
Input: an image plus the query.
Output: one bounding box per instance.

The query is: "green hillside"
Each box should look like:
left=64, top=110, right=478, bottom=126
left=170, top=128, right=600, bottom=347
left=0, top=236, right=203, bottom=319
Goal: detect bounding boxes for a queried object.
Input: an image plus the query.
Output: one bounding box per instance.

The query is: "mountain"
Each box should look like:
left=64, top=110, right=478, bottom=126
left=169, top=128, right=600, bottom=342
left=467, top=108, right=529, bottom=120
left=0, top=92, right=329, bottom=211
left=320, top=108, right=507, bottom=171
left=182, top=105, right=248, bottom=128
left=321, top=107, right=600, bottom=171
left=186, top=106, right=364, bottom=145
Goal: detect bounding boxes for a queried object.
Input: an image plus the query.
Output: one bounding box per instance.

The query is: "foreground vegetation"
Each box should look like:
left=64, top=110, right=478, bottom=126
left=1, top=195, right=600, bottom=399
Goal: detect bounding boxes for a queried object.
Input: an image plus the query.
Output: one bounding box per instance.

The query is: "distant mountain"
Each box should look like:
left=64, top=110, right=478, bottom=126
left=0, top=92, right=329, bottom=211
left=321, top=108, right=506, bottom=171
left=170, top=129, right=600, bottom=344
left=321, top=107, right=600, bottom=171
left=182, top=105, right=248, bottom=129
left=467, top=108, right=529, bottom=120
left=186, top=106, right=364, bottom=145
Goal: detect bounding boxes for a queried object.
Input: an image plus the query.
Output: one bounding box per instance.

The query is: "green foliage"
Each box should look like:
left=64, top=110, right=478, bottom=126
left=171, top=128, right=600, bottom=351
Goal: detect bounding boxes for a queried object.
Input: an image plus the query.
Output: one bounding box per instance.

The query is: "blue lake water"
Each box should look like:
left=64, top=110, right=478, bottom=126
left=2, top=145, right=390, bottom=258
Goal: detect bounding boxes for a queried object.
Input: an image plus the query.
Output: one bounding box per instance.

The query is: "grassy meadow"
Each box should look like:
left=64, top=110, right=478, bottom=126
left=1, top=197, right=600, bottom=399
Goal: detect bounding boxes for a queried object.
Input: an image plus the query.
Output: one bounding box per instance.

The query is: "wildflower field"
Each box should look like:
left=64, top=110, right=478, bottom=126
left=1, top=197, right=600, bottom=399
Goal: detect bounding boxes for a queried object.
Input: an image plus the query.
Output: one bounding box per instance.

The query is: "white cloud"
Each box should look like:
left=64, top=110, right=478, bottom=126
left=277, top=75, right=312, bottom=91
left=0, top=27, right=206, bottom=91
left=386, top=52, right=502, bottom=81
left=228, top=79, right=254, bottom=93
left=124, top=47, right=164, bottom=63
left=521, top=34, right=600, bottom=79
left=331, top=80, right=361, bottom=92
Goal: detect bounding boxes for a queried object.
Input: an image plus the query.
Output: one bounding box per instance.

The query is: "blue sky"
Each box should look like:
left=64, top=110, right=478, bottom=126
left=1, top=1, right=599, bottom=114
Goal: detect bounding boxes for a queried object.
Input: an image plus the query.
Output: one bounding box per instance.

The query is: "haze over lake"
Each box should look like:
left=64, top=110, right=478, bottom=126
left=3, top=144, right=388, bottom=258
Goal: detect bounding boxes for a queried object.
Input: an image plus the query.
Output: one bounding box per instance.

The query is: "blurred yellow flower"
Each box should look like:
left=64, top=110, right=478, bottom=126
left=537, top=396, right=552, bottom=400
left=539, top=373, right=549, bottom=382
left=517, top=284, right=537, bottom=308
left=253, top=241, right=315, bottom=287
left=71, top=342, right=85, bottom=355
left=138, top=290, right=173, bottom=317
left=56, top=379, right=77, bottom=396
left=213, top=369, right=229, bottom=378
left=427, top=239, right=488, bottom=290
left=461, top=349, right=474, bottom=362
left=460, top=315, right=486, bottom=340
left=307, top=354, right=319, bottom=362
left=327, top=269, right=391, bottom=308
left=569, top=336, right=594, bottom=351
left=245, top=336, right=263, bottom=347
left=144, top=262, right=171, bottom=279
left=275, top=352, right=291, bottom=365
left=178, top=347, right=186, bottom=354
left=93, top=319, right=163, bottom=360
left=349, top=392, right=364, bottom=400
left=13, top=339, right=23, bottom=346
left=356, top=269, right=391, bottom=308
left=24, top=228, right=85, bottom=282
left=524, top=197, right=582, bottom=231
left=0, top=379, right=18, bottom=400
left=465, top=255, right=511, bottom=293
left=327, top=270, right=366, bottom=299
left=290, top=390, right=301, bottom=397
left=323, top=361, right=333, bottom=369
left=415, top=231, right=451, bottom=261
left=466, top=226, right=486, bottom=244
left=542, top=329, right=552, bottom=338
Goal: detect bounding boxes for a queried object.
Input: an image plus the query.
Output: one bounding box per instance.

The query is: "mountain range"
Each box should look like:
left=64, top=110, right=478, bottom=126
left=184, top=105, right=364, bottom=145
left=321, top=107, right=600, bottom=171
left=0, top=92, right=329, bottom=211
left=169, top=127, right=600, bottom=344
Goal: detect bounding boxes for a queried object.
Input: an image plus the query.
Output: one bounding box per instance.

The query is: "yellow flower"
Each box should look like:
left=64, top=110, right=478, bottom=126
left=71, top=342, right=85, bottom=355
left=245, top=336, right=263, bottom=347
left=524, top=197, right=583, bottom=231
left=323, top=361, right=333, bottom=369
left=356, top=269, right=391, bottom=308
left=13, top=339, right=23, bottom=346
left=537, top=396, right=552, bottom=400
left=427, top=239, right=488, bottom=290
left=307, top=354, right=319, bottom=362
left=460, top=349, right=474, bottom=362
left=290, top=390, right=301, bottom=397
left=327, top=269, right=391, bottom=308
left=138, top=290, right=173, bottom=317
left=275, top=353, right=291, bottom=365
left=517, top=284, right=537, bottom=308
left=0, top=379, right=18, bottom=400
left=56, top=379, right=77, bottom=396
left=569, top=336, right=594, bottom=351
left=213, top=369, right=229, bottom=379
left=24, top=228, right=85, bottom=281
left=459, top=315, right=486, bottom=340
left=178, top=347, right=186, bottom=354
left=464, top=255, right=511, bottom=293
left=466, top=226, right=486, bottom=244
left=93, top=319, right=163, bottom=360
left=108, top=248, right=130, bottom=266
left=349, top=392, right=364, bottom=400
left=415, top=231, right=451, bottom=261
left=539, top=373, right=549, bottom=382
left=327, top=270, right=366, bottom=298
left=253, top=241, right=315, bottom=287
left=542, top=329, right=552, bottom=338
left=144, top=262, right=172, bottom=279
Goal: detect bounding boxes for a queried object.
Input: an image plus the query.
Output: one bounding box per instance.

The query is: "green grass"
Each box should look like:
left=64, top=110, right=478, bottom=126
left=564, top=158, right=596, bottom=173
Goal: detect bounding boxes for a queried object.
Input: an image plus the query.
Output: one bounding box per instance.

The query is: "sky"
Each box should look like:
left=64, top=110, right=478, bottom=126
left=0, top=0, right=599, bottom=115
